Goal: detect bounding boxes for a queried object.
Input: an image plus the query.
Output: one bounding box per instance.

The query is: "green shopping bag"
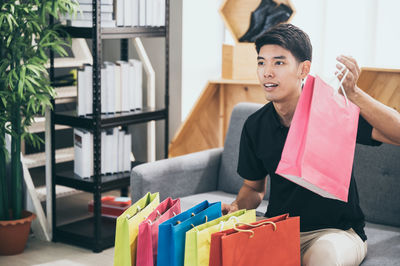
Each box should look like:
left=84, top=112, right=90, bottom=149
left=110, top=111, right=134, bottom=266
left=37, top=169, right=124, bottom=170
left=184, top=209, right=256, bottom=266
left=114, top=192, right=160, bottom=266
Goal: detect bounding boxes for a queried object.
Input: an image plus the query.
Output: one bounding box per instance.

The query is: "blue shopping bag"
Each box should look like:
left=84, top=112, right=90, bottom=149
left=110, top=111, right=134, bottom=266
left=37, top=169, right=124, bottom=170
left=157, top=200, right=221, bottom=266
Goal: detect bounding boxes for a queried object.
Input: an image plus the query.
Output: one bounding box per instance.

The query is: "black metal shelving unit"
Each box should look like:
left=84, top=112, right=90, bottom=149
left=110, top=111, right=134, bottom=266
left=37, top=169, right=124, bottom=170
left=50, top=0, right=170, bottom=252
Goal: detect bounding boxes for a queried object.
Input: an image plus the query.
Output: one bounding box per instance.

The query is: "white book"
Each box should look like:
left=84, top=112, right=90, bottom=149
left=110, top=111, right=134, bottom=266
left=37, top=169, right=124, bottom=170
left=85, top=65, right=93, bottom=115
left=78, top=4, right=113, bottom=12
left=116, top=61, right=130, bottom=112
left=124, top=0, right=132, bottom=26
left=115, top=0, right=124, bottom=26
left=160, top=0, right=165, bottom=26
left=129, top=59, right=143, bottom=110
left=77, top=0, right=113, bottom=4
left=139, top=0, right=146, bottom=26
left=101, top=131, right=106, bottom=174
left=104, top=129, right=113, bottom=173
left=118, top=130, right=125, bottom=172
left=114, top=63, right=122, bottom=112
left=111, top=128, right=119, bottom=173
left=154, top=0, right=160, bottom=26
left=77, top=66, right=86, bottom=116
left=77, top=64, right=92, bottom=116
left=104, top=62, right=116, bottom=113
left=74, top=128, right=93, bottom=178
left=146, top=0, right=152, bottom=26
left=131, top=0, right=139, bottom=26
left=101, top=67, right=107, bottom=114
left=123, top=133, right=131, bottom=172
left=67, top=19, right=116, bottom=28
left=128, top=63, right=136, bottom=110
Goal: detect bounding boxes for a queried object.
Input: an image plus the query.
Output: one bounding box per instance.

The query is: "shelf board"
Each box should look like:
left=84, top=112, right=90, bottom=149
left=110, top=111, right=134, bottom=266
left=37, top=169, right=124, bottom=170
left=35, top=185, right=81, bottom=202
left=28, top=116, right=70, bottom=134
left=62, top=26, right=166, bottom=39
left=55, top=170, right=131, bottom=193
left=54, top=107, right=166, bottom=130
left=55, top=216, right=116, bottom=252
left=24, top=147, right=74, bottom=169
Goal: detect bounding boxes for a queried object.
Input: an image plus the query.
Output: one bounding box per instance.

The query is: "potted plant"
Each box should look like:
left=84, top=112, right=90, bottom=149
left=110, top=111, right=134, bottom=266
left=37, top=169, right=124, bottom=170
left=0, top=0, right=77, bottom=255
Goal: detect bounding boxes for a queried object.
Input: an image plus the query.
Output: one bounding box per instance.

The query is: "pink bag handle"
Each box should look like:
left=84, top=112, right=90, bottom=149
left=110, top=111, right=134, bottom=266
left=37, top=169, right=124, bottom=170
left=333, top=62, right=350, bottom=106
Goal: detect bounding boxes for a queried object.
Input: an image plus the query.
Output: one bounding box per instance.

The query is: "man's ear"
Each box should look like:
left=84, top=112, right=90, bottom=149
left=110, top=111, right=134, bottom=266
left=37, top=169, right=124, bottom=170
left=299, top=60, right=311, bottom=79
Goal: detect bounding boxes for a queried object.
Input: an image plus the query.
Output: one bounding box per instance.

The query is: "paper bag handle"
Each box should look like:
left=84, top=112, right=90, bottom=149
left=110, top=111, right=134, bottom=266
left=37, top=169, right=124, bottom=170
left=334, top=62, right=350, bottom=106
left=233, top=221, right=277, bottom=238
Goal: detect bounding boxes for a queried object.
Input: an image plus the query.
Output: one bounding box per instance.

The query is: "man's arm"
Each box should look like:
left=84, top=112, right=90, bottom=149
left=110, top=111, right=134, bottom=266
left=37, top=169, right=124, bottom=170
left=337, top=55, right=400, bottom=145
left=222, top=178, right=267, bottom=215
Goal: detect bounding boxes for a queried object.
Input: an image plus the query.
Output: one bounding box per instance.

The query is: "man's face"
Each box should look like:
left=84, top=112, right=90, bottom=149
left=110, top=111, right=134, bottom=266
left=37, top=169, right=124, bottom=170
left=257, top=44, right=307, bottom=103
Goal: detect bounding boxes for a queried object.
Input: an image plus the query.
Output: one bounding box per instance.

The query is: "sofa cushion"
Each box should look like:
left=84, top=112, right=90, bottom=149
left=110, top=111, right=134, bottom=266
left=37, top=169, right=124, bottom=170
left=354, top=143, right=400, bottom=227
left=362, top=222, right=400, bottom=265
left=180, top=191, right=269, bottom=216
left=218, top=103, right=271, bottom=200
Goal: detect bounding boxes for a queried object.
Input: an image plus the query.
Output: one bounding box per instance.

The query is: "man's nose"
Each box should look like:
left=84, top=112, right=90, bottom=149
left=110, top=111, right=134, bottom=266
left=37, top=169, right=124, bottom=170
left=264, top=65, right=274, bottom=78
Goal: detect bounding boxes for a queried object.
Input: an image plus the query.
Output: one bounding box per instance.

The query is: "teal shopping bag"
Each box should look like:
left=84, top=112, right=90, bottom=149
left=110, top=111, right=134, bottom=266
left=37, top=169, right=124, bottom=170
left=157, top=200, right=221, bottom=266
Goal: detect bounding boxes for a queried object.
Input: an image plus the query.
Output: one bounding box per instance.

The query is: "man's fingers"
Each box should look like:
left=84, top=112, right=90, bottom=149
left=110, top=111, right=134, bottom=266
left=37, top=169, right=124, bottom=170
left=342, top=55, right=361, bottom=77
left=336, top=55, right=360, bottom=78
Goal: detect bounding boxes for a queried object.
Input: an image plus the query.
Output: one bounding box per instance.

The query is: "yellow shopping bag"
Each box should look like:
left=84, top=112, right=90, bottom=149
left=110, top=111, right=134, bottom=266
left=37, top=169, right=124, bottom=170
left=184, top=209, right=256, bottom=266
left=114, top=192, right=160, bottom=266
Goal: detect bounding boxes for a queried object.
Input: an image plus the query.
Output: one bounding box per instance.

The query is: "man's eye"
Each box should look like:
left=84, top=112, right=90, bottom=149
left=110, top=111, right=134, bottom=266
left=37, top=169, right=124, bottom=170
left=275, top=61, right=284, bottom=65
left=258, top=61, right=264, bottom=66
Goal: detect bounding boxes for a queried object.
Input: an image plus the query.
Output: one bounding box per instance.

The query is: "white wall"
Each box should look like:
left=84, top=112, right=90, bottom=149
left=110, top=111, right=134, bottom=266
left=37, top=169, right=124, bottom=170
left=181, top=0, right=224, bottom=121
left=288, top=0, right=400, bottom=76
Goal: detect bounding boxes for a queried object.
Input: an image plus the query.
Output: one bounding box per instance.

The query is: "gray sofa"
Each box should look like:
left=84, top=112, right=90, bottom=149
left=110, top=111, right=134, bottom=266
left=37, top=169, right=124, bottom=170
left=131, top=102, right=400, bottom=265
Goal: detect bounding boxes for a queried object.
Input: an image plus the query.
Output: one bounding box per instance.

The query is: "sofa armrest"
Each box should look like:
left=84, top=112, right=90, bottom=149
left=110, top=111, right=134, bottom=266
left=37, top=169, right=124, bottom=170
left=131, top=148, right=223, bottom=201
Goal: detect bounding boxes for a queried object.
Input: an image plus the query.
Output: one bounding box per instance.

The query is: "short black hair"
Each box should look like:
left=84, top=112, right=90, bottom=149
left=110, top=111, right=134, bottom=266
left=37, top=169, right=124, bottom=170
left=255, top=23, right=312, bottom=62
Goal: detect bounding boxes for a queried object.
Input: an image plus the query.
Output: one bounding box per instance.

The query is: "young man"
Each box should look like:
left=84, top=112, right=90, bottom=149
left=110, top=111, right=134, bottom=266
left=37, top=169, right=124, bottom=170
left=221, top=24, right=400, bottom=265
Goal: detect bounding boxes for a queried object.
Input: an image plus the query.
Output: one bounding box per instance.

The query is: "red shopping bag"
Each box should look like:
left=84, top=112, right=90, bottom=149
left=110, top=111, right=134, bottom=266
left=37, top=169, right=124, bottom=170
left=209, top=214, right=300, bottom=266
left=136, top=197, right=181, bottom=266
left=276, top=74, right=360, bottom=202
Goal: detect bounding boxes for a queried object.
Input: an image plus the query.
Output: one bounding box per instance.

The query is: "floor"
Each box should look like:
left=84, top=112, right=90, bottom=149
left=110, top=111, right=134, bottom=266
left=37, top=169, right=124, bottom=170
left=0, top=236, right=114, bottom=266
left=0, top=191, right=120, bottom=266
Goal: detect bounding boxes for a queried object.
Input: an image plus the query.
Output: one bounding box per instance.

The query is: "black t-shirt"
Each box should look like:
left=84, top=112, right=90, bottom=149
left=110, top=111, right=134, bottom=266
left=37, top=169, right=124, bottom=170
left=237, top=102, right=381, bottom=241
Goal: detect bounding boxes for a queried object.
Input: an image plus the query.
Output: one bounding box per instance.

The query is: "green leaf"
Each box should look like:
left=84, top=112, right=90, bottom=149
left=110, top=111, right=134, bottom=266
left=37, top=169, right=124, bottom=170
left=24, top=79, right=35, bottom=94
left=0, top=14, right=4, bottom=29
left=6, top=35, right=12, bottom=47
left=26, top=64, right=42, bottom=77
left=5, top=14, right=13, bottom=31
left=26, top=75, right=41, bottom=87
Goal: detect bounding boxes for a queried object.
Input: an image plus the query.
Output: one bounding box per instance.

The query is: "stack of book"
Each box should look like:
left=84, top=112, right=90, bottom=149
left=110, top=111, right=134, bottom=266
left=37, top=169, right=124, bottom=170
left=77, top=59, right=143, bottom=116
left=115, top=0, right=165, bottom=27
left=74, top=128, right=132, bottom=178
left=88, top=196, right=132, bottom=218
left=60, top=0, right=116, bottom=28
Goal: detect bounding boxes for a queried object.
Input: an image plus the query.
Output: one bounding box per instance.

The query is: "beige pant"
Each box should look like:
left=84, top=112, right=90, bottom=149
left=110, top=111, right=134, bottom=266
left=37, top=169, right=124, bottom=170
left=300, top=228, right=368, bottom=266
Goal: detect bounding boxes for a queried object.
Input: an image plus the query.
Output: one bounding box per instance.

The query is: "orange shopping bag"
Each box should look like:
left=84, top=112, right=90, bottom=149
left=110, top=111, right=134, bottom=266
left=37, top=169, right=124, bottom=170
left=209, top=214, right=300, bottom=266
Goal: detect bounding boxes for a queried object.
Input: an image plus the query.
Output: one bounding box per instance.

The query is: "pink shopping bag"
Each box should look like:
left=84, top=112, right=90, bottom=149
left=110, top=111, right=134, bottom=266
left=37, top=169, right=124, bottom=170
left=136, top=197, right=181, bottom=266
left=276, top=74, right=360, bottom=202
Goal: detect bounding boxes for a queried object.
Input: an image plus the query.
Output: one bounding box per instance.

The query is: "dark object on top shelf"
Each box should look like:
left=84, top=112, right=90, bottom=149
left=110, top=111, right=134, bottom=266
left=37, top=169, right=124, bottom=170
left=52, top=73, right=76, bottom=87
left=238, top=0, right=277, bottom=42
left=239, top=1, right=293, bottom=43
left=62, top=26, right=166, bottom=39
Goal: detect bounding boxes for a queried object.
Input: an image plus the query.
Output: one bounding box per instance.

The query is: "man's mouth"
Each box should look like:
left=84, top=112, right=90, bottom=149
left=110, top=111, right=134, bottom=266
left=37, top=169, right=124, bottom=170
left=264, top=83, right=279, bottom=91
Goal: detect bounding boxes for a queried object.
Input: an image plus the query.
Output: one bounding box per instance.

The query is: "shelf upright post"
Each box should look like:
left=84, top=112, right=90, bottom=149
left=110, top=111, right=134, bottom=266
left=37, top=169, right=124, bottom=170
left=120, top=38, right=128, bottom=197
left=121, top=39, right=128, bottom=61
left=165, top=0, right=170, bottom=158
left=92, top=0, right=102, bottom=253
left=49, top=14, right=57, bottom=242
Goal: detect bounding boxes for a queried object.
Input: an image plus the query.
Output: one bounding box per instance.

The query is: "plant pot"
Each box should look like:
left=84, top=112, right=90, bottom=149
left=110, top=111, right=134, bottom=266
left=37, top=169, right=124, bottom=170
left=0, top=210, right=36, bottom=255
